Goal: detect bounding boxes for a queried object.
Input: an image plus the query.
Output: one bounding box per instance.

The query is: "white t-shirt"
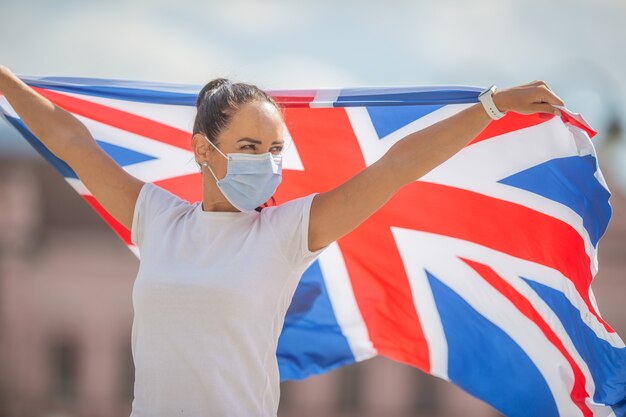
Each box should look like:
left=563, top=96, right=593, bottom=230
left=129, top=182, right=328, bottom=417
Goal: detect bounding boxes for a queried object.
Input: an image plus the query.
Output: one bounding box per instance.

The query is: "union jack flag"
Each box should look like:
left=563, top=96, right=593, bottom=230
left=1, top=76, right=624, bottom=417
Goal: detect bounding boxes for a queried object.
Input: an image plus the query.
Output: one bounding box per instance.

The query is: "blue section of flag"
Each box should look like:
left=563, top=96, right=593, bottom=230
left=426, top=270, right=559, bottom=417
left=277, top=260, right=355, bottom=381
left=366, top=104, right=444, bottom=139
left=522, top=277, right=626, bottom=410
left=499, top=155, right=612, bottom=247
left=21, top=77, right=199, bottom=105
left=19, top=75, right=484, bottom=107
left=96, top=140, right=156, bottom=166
left=336, top=88, right=481, bottom=106
left=3, top=114, right=78, bottom=178
left=4, top=115, right=154, bottom=178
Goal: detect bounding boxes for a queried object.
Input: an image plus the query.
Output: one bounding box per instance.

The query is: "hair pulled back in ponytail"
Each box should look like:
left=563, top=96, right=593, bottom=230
left=193, top=77, right=282, bottom=146
left=193, top=77, right=283, bottom=211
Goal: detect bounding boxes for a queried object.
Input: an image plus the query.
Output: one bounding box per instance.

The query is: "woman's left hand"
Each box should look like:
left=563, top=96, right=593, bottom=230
left=493, top=80, right=565, bottom=117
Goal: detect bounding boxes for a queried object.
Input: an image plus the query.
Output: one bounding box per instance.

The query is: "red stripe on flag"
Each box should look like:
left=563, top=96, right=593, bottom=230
left=276, top=106, right=433, bottom=372
left=272, top=95, right=315, bottom=108
left=33, top=87, right=192, bottom=150
left=82, top=194, right=132, bottom=245
left=373, top=181, right=611, bottom=332
left=470, top=111, right=557, bottom=145
left=462, top=258, right=593, bottom=417
left=470, top=110, right=597, bottom=145
left=559, top=112, right=597, bottom=138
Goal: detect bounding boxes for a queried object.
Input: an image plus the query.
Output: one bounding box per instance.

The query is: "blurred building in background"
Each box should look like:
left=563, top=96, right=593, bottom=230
left=0, top=115, right=624, bottom=417
left=0, top=159, right=136, bottom=417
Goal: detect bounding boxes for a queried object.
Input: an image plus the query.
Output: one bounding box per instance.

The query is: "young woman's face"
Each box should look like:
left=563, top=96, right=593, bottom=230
left=202, top=99, right=285, bottom=179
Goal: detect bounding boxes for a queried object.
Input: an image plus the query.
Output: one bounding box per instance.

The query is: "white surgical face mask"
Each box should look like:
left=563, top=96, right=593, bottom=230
left=203, top=137, right=282, bottom=211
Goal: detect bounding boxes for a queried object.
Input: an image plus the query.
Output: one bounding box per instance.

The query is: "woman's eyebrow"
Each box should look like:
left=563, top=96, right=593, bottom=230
left=237, top=137, right=284, bottom=145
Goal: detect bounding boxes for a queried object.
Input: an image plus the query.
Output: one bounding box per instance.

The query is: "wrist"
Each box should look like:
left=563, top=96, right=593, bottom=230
left=492, top=90, right=507, bottom=113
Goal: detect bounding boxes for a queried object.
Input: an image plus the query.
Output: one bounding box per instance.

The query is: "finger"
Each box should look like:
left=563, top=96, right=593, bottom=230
left=532, top=102, right=562, bottom=116
left=535, top=85, right=565, bottom=107
left=518, top=80, right=544, bottom=88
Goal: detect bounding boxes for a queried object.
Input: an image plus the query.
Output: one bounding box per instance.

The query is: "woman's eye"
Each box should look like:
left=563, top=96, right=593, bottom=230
left=240, top=144, right=282, bottom=153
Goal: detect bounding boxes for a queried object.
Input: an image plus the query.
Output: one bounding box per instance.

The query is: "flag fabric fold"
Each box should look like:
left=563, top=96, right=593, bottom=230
left=1, top=75, right=624, bottom=417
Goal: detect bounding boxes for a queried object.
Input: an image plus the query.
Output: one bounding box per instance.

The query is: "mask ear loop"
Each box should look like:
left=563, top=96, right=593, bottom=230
left=204, top=136, right=229, bottom=159
left=202, top=136, right=228, bottom=182
left=281, top=123, right=293, bottom=152
left=201, top=161, right=220, bottom=182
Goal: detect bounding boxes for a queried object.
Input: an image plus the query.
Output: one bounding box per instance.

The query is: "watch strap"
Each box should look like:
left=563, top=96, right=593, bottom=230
left=478, top=85, right=506, bottom=120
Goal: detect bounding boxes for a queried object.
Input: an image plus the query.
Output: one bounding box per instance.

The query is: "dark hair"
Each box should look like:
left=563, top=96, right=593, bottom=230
left=193, top=78, right=282, bottom=212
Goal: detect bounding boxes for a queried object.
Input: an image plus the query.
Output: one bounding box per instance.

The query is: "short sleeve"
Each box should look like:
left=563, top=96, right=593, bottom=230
left=131, top=182, right=187, bottom=249
left=261, top=193, right=330, bottom=270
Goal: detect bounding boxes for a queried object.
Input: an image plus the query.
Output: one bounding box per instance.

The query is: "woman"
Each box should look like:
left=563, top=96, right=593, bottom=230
left=0, top=66, right=565, bottom=416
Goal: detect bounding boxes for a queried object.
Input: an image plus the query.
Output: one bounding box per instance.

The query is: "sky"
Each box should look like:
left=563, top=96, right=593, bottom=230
left=1, top=0, right=626, bottom=187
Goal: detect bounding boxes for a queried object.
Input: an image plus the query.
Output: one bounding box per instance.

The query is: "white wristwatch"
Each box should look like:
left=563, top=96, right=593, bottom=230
left=478, top=85, right=506, bottom=120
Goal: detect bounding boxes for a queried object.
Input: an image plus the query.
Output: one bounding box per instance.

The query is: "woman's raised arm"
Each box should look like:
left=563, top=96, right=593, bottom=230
left=307, top=80, right=565, bottom=252
left=0, top=65, right=144, bottom=230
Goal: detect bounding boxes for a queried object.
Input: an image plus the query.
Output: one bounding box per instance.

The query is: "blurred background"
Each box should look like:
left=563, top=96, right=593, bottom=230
left=0, top=0, right=625, bottom=416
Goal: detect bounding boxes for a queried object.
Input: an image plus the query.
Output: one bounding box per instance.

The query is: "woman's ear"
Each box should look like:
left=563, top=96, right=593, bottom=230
left=192, top=133, right=210, bottom=158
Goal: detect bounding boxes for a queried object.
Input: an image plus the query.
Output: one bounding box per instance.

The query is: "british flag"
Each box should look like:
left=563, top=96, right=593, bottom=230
left=1, top=76, right=624, bottom=417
